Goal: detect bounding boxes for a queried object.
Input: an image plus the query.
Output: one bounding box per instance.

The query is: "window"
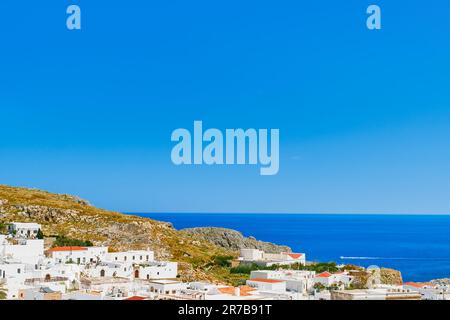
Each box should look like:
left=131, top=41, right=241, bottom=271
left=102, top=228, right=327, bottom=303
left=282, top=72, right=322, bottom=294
left=17, top=269, right=21, bottom=274
left=146, top=255, right=149, bottom=260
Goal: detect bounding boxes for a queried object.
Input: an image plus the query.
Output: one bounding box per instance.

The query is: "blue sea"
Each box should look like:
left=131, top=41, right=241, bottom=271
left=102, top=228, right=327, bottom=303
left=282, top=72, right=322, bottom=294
left=131, top=213, right=450, bottom=282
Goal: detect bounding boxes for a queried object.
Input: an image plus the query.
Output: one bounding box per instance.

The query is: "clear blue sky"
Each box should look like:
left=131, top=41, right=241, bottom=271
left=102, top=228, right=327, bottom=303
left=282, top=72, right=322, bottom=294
left=1, top=1, right=449, bottom=213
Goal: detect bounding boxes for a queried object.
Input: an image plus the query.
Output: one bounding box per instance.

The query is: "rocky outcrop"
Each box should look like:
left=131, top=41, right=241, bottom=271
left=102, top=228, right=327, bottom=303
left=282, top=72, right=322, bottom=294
left=380, top=268, right=403, bottom=285
left=350, top=267, right=403, bottom=289
left=181, top=227, right=291, bottom=253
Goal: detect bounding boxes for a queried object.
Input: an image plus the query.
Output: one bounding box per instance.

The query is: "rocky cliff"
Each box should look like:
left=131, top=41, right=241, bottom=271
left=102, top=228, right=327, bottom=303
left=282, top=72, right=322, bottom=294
left=182, top=227, right=291, bottom=253
left=350, top=267, right=403, bottom=289
left=380, top=268, right=403, bottom=285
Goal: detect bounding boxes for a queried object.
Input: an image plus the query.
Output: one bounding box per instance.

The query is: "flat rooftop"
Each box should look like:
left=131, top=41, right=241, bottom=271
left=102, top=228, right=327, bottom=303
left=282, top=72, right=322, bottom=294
left=148, top=279, right=181, bottom=285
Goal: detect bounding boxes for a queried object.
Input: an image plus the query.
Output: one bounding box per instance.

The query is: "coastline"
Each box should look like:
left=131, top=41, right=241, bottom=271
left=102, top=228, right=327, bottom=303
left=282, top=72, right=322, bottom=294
left=131, top=212, right=450, bottom=282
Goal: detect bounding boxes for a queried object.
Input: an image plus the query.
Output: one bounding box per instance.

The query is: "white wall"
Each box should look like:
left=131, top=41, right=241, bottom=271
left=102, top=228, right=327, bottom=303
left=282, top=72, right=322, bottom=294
left=138, top=262, right=177, bottom=280
left=104, top=250, right=154, bottom=264
left=2, top=239, right=44, bottom=264
left=50, top=247, right=108, bottom=264
left=246, top=280, right=286, bottom=292
left=240, top=249, right=264, bottom=261
left=148, top=281, right=185, bottom=295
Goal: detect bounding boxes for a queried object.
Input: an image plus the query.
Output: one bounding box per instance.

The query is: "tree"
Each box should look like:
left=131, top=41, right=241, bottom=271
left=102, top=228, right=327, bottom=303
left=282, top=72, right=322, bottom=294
left=0, top=222, right=6, bottom=234
left=36, top=229, right=44, bottom=239
left=313, top=283, right=326, bottom=292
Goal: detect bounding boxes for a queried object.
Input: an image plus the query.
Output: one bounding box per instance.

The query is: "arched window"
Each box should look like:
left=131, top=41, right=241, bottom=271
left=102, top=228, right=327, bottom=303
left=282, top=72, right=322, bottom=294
left=134, top=270, right=139, bottom=279
left=100, top=269, right=106, bottom=277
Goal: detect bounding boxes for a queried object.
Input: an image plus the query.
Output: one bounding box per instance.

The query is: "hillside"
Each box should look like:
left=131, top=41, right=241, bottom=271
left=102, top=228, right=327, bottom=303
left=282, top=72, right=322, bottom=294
left=0, top=185, right=243, bottom=284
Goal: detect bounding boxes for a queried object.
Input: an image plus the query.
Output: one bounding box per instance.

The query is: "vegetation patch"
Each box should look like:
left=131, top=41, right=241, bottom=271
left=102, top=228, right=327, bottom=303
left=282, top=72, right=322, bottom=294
left=52, top=235, right=94, bottom=247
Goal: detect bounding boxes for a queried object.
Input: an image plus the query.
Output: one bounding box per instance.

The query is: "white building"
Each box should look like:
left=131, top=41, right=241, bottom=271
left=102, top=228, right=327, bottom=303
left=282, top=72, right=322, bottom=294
left=250, top=270, right=316, bottom=294
left=170, top=282, right=292, bottom=301
left=104, top=250, right=154, bottom=264
left=83, top=251, right=176, bottom=280
left=148, top=279, right=186, bottom=295
left=314, top=271, right=353, bottom=288
left=240, top=249, right=264, bottom=261
left=137, top=261, right=178, bottom=280
left=8, top=222, right=41, bottom=239
left=79, top=277, right=149, bottom=299
left=0, top=236, right=44, bottom=265
left=84, top=261, right=133, bottom=279
left=18, top=286, right=62, bottom=300
left=47, top=246, right=108, bottom=264
left=246, top=278, right=287, bottom=292
left=403, top=282, right=450, bottom=300
left=239, top=249, right=306, bottom=267
left=331, top=288, right=422, bottom=300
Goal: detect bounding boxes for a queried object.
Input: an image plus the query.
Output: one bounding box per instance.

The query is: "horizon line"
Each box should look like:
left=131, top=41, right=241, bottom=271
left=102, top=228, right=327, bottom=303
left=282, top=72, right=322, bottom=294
left=124, top=211, right=450, bottom=216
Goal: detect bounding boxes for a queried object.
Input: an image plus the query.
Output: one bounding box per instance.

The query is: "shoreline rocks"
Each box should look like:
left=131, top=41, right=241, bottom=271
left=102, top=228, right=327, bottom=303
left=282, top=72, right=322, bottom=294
left=181, top=227, right=291, bottom=253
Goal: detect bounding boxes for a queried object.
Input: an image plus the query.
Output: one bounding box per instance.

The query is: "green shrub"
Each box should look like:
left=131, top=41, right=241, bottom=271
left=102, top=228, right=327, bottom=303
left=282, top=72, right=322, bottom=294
left=214, top=255, right=234, bottom=267
left=52, top=235, right=93, bottom=247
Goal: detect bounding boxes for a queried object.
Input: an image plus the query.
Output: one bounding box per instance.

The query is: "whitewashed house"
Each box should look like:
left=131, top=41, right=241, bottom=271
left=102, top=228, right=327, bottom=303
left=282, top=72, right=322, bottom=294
left=331, top=288, right=421, bottom=300
left=314, top=271, right=353, bottom=288
left=148, top=279, right=186, bottom=295
left=8, top=222, right=41, bottom=239
left=18, top=286, right=62, bottom=300
left=47, top=246, right=108, bottom=264
left=246, top=278, right=287, bottom=292
left=250, top=270, right=316, bottom=294
left=84, top=261, right=133, bottom=279
left=104, top=250, right=154, bottom=264
left=137, top=261, right=178, bottom=280
left=239, top=249, right=306, bottom=267
left=403, top=282, right=449, bottom=300
left=0, top=235, right=44, bottom=265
